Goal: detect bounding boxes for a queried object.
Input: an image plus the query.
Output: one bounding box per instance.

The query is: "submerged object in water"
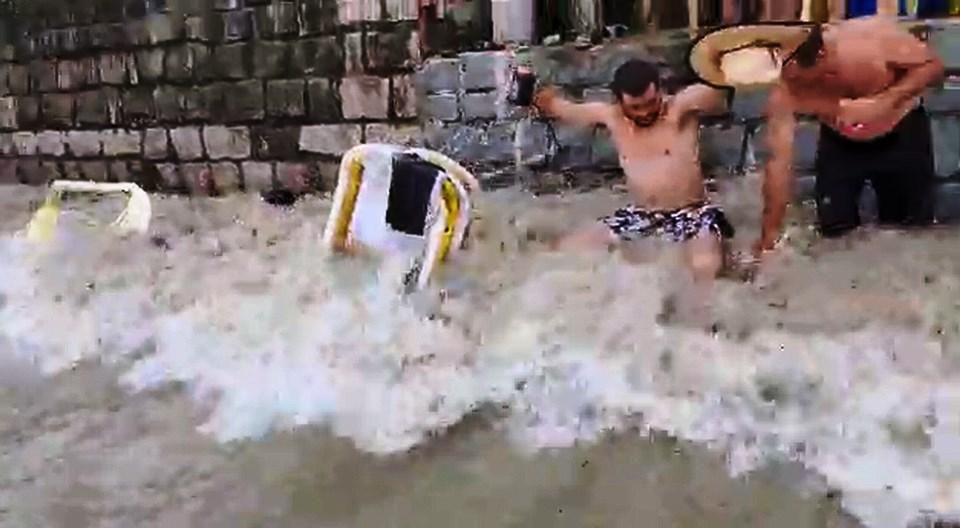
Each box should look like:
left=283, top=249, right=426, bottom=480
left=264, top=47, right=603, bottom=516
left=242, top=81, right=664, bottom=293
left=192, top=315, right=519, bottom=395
left=323, top=143, right=477, bottom=291
left=23, top=180, right=152, bottom=242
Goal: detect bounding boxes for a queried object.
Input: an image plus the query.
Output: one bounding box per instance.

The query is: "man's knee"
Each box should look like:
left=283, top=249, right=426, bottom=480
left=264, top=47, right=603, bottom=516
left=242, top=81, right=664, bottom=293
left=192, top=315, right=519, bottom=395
left=689, top=247, right=723, bottom=280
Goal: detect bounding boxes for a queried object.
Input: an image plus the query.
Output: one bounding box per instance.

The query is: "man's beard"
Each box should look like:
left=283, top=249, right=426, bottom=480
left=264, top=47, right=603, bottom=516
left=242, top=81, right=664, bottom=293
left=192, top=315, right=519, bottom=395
left=632, top=113, right=659, bottom=127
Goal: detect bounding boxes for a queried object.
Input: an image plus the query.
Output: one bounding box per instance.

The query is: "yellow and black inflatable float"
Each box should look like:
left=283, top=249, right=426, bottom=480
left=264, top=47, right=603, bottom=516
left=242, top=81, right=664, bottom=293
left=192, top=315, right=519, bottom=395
left=322, top=144, right=478, bottom=291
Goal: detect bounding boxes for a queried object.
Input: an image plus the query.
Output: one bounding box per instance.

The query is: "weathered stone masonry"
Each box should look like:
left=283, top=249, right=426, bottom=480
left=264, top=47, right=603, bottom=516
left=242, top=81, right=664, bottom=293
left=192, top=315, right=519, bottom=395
left=0, top=0, right=423, bottom=195
left=3, top=2, right=960, bottom=220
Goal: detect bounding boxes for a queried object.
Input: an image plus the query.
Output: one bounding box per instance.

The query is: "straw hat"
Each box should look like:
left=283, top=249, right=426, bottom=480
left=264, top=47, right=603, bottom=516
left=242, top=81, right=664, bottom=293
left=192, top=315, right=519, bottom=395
left=688, top=23, right=815, bottom=89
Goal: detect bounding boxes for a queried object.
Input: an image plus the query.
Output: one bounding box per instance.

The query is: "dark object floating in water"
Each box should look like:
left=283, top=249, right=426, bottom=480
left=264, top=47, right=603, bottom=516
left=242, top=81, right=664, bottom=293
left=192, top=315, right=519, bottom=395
left=260, top=189, right=299, bottom=207
left=150, top=235, right=170, bottom=250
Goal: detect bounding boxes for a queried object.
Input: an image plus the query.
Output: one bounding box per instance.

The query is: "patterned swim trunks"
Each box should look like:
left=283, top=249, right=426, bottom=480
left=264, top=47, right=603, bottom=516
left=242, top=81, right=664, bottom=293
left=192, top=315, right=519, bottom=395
left=599, top=202, right=736, bottom=243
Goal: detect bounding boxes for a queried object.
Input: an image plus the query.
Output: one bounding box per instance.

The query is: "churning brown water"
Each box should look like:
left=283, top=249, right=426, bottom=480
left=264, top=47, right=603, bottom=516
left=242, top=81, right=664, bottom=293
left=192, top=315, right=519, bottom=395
left=1, top=173, right=959, bottom=528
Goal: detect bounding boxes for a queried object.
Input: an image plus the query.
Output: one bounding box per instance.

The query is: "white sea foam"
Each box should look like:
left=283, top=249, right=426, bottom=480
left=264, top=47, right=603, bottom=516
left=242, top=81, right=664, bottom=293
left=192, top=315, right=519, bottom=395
left=3, top=186, right=960, bottom=527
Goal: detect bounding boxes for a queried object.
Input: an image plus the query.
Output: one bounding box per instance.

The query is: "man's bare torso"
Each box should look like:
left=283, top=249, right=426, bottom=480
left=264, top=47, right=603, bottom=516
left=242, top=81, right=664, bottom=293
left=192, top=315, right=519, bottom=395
left=603, top=98, right=707, bottom=210
left=783, top=18, right=920, bottom=136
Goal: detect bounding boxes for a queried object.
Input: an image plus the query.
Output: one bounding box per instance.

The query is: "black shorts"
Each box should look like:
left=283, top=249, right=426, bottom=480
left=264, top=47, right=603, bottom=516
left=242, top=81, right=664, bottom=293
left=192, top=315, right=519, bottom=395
left=814, top=106, right=936, bottom=238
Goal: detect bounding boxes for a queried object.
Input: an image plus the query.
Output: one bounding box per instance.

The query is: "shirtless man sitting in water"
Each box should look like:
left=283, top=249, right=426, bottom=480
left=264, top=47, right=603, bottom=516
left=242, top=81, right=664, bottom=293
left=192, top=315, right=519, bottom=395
left=533, top=59, right=732, bottom=283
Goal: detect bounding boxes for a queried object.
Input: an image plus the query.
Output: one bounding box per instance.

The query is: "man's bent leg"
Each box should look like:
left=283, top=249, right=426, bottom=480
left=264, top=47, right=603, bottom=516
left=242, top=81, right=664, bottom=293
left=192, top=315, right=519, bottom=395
left=815, top=127, right=868, bottom=238
left=870, top=107, right=936, bottom=228
left=552, top=222, right=619, bottom=252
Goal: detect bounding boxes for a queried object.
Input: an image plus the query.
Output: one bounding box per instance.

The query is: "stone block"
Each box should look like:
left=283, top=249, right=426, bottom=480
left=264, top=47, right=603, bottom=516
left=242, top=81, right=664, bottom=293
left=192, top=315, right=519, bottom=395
left=185, top=13, right=225, bottom=43
left=76, top=89, right=121, bottom=126
left=13, top=132, right=37, bottom=156
left=30, top=60, right=58, bottom=92
left=422, top=94, right=459, bottom=121
left=746, top=120, right=820, bottom=172
left=340, top=76, right=389, bottom=119
left=551, top=124, right=592, bottom=168
left=932, top=116, right=960, bottom=177
left=56, top=60, right=84, bottom=91
left=153, top=84, right=189, bottom=122
left=515, top=119, right=550, bottom=167
left=700, top=124, right=746, bottom=172
left=136, top=48, right=166, bottom=82
left=65, top=131, right=102, bottom=157
left=252, top=126, right=300, bottom=159
left=17, top=159, right=42, bottom=186
left=40, top=94, right=74, bottom=128
left=255, top=2, right=298, bottom=37
left=0, top=133, right=13, bottom=155
left=36, top=131, right=65, bottom=156
left=417, top=59, right=460, bottom=93
left=461, top=51, right=510, bottom=91
left=345, top=33, right=364, bottom=75
left=291, top=37, right=343, bottom=77
left=300, top=124, right=362, bottom=155
left=0, top=65, right=8, bottom=96
left=367, top=28, right=419, bottom=71
left=16, top=96, right=39, bottom=128
left=242, top=161, right=274, bottom=191
left=212, top=43, right=250, bottom=80
left=307, top=78, right=342, bottom=122
left=592, top=128, right=618, bottom=168
left=936, top=182, right=960, bottom=223
left=299, top=0, right=338, bottom=35
left=144, top=128, right=170, bottom=159
left=166, top=43, right=213, bottom=82
left=730, top=87, right=768, bottom=122
left=276, top=162, right=311, bottom=193
left=462, top=91, right=498, bottom=121
left=926, top=86, right=960, bottom=114
left=170, top=127, right=205, bottom=160
left=108, top=161, right=132, bottom=183
left=203, top=126, right=251, bottom=160
left=183, top=88, right=212, bottom=121
left=89, top=23, right=126, bottom=49
left=266, top=79, right=306, bottom=117
left=252, top=41, right=291, bottom=78
left=145, top=13, right=183, bottom=45
left=365, top=124, right=422, bottom=147
left=8, top=65, right=28, bottom=95
left=223, top=80, right=264, bottom=122
left=102, top=129, right=142, bottom=156
left=583, top=88, right=614, bottom=104
left=199, top=84, right=227, bottom=121
left=99, top=53, right=132, bottom=85
left=222, top=10, right=254, bottom=42
left=0, top=97, right=16, bottom=130
left=60, top=160, right=82, bottom=180
left=182, top=162, right=213, bottom=195
left=0, top=159, right=16, bottom=183
left=122, top=87, right=156, bottom=125
left=154, top=86, right=183, bottom=123
left=392, top=74, right=417, bottom=118
left=154, top=163, right=182, bottom=191
left=211, top=162, right=242, bottom=194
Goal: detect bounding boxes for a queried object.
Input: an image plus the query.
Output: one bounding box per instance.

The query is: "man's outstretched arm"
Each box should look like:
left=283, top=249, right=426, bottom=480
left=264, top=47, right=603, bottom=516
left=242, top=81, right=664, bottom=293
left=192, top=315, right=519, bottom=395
left=756, top=85, right=797, bottom=255
left=675, top=84, right=730, bottom=118
left=533, top=87, right=613, bottom=128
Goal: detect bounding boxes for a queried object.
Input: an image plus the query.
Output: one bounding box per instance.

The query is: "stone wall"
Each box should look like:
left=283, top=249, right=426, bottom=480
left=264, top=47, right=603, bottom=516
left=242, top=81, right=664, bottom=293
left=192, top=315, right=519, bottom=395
left=2, top=3, right=960, bottom=219
left=0, top=0, right=424, bottom=194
